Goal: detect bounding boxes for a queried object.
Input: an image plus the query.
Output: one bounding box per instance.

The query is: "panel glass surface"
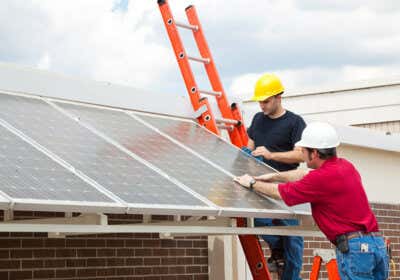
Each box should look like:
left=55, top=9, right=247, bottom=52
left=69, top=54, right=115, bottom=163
left=139, top=115, right=311, bottom=213
left=138, top=115, right=276, bottom=176
left=0, top=94, right=206, bottom=207
left=58, top=103, right=289, bottom=211
left=0, top=125, right=113, bottom=202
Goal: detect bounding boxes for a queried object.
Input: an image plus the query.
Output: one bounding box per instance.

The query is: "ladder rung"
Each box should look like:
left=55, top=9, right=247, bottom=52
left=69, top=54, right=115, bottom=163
left=217, top=124, right=234, bottom=131
left=175, top=21, right=198, bottom=31
left=198, top=89, right=222, bottom=97
left=216, top=118, right=240, bottom=125
left=188, top=56, right=210, bottom=64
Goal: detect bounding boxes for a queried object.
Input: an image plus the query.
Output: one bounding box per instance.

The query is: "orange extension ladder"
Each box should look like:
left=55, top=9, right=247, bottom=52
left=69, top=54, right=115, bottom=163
left=157, top=1, right=271, bottom=279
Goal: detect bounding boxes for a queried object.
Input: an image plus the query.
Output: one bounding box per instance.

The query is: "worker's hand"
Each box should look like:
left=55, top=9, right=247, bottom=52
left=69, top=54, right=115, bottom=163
left=252, top=146, right=273, bottom=160
left=234, top=174, right=254, bottom=188
left=254, top=173, right=276, bottom=182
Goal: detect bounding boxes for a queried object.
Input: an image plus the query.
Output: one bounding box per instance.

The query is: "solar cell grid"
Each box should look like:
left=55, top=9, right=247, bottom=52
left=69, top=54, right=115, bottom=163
left=0, top=123, right=113, bottom=203
left=0, top=94, right=208, bottom=209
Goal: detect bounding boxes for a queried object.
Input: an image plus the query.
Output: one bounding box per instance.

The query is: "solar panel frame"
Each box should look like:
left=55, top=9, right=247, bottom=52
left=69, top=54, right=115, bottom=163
left=0, top=91, right=311, bottom=219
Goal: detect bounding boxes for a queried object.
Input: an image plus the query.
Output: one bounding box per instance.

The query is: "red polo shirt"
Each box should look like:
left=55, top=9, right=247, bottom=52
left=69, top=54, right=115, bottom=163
left=278, top=157, right=378, bottom=243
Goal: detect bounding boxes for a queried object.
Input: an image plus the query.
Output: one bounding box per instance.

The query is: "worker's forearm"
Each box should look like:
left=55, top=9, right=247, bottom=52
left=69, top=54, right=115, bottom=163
left=275, top=169, right=308, bottom=182
left=253, top=182, right=282, bottom=200
left=270, top=150, right=303, bottom=164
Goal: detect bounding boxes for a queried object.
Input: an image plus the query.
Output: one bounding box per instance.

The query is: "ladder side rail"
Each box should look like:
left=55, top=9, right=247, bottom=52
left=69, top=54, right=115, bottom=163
left=237, top=218, right=273, bottom=280
left=310, top=256, right=322, bottom=280
left=326, top=259, right=341, bottom=280
left=185, top=5, right=245, bottom=147
left=231, top=102, right=249, bottom=146
left=158, top=0, right=220, bottom=135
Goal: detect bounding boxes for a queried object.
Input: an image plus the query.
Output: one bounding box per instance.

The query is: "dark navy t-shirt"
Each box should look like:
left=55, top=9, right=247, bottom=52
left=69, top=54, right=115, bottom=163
left=247, top=111, right=306, bottom=171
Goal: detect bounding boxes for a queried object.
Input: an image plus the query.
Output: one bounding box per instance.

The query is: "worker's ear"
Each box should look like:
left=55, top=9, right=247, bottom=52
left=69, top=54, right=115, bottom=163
left=309, top=149, right=318, bottom=161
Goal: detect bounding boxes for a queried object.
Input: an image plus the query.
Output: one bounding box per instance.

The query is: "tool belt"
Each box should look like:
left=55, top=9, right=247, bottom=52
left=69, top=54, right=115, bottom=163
left=335, top=231, right=382, bottom=253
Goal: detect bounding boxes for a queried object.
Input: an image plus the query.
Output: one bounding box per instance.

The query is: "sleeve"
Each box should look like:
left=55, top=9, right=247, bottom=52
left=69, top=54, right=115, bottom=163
left=278, top=170, right=323, bottom=206
left=291, top=115, right=306, bottom=145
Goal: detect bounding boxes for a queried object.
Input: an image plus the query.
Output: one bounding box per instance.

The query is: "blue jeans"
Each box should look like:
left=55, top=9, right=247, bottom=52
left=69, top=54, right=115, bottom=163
left=336, top=235, right=389, bottom=280
left=255, top=218, right=303, bottom=280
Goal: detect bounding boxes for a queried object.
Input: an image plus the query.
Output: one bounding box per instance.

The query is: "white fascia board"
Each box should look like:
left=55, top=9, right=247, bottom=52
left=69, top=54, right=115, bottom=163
left=0, top=62, right=194, bottom=119
left=282, top=86, right=400, bottom=116
left=242, top=79, right=400, bottom=101
left=283, top=78, right=400, bottom=97
left=332, top=124, right=400, bottom=153
left=298, top=105, right=400, bottom=126
left=0, top=223, right=324, bottom=237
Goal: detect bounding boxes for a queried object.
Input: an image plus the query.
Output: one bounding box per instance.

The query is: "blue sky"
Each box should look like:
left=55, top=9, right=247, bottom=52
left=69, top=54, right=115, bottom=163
left=112, top=0, right=129, bottom=12
left=1, top=0, right=399, bottom=101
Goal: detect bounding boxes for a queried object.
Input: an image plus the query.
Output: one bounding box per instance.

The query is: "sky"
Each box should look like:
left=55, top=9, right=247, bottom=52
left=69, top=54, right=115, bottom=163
left=1, top=0, right=400, bottom=101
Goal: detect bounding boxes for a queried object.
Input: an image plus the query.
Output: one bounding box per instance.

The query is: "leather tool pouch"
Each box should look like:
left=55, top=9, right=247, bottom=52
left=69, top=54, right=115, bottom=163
left=336, top=234, right=349, bottom=253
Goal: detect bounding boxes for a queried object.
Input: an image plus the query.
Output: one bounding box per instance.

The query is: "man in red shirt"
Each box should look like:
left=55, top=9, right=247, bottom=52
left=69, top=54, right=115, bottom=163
left=235, top=122, right=389, bottom=279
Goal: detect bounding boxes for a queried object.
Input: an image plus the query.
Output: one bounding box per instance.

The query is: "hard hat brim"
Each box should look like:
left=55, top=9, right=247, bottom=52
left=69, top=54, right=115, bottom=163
left=295, top=140, right=340, bottom=149
left=250, top=91, right=284, bottom=102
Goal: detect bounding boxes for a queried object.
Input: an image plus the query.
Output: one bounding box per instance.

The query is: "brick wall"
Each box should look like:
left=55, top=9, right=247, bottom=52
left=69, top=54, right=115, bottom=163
left=0, top=212, right=208, bottom=280
left=0, top=202, right=398, bottom=280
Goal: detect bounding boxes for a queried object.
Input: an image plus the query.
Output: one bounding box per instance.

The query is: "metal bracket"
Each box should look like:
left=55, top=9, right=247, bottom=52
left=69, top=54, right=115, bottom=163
left=313, top=249, right=336, bottom=263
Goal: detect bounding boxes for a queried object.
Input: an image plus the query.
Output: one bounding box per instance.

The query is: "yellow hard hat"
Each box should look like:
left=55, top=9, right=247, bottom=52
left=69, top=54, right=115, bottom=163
left=251, top=73, right=284, bottom=101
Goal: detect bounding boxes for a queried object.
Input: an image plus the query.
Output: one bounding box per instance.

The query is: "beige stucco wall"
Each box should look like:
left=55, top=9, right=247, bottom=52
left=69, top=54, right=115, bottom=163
left=338, top=144, right=400, bottom=204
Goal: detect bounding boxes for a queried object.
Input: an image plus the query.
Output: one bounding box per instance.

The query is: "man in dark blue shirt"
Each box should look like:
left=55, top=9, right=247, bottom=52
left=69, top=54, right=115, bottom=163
left=246, top=73, right=306, bottom=280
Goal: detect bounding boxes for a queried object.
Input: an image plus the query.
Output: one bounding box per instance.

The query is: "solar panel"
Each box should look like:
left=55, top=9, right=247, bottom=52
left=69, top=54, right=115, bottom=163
left=0, top=121, right=123, bottom=212
left=133, top=114, right=311, bottom=215
left=57, top=102, right=293, bottom=218
left=0, top=94, right=214, bottom=215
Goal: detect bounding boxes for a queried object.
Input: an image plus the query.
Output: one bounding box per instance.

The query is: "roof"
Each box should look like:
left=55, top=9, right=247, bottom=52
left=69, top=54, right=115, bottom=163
left=0, top=62, right=195, bottom=119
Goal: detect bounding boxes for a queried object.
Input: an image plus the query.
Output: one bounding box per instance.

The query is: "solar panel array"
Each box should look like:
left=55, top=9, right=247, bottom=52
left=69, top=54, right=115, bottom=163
left=0, top=92, right=309, bottom=218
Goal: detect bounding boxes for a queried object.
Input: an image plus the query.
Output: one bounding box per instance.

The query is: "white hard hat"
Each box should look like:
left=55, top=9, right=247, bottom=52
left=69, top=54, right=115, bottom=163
left=296, top=122, right=340, bottom=149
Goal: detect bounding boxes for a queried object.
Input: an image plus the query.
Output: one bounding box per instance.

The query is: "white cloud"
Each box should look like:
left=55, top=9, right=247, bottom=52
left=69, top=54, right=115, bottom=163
left=0, top=0, right=399, bottom=100
left=0, top=0, right=176, bottom=89
left=37, top=52, right=51, bottom=70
